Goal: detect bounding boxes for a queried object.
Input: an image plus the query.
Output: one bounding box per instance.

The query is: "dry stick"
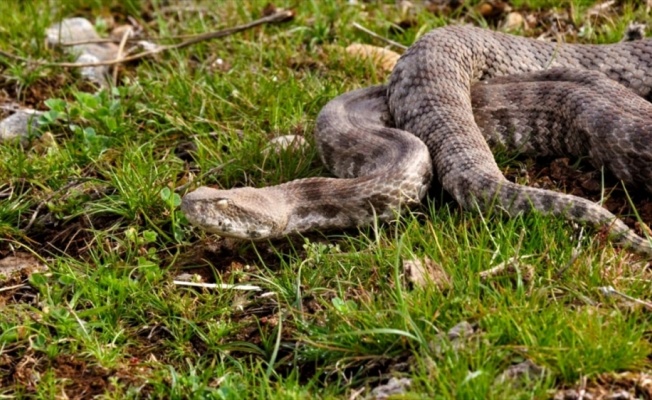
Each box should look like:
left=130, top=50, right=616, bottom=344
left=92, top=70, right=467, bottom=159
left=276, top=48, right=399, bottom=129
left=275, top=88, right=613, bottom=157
left=0, top=10, right=294, bottom=68
left=599, top=286, right=652, bottom=311
left=112, top=26, right=132, bottom=86
left=351, top=22, right=408, bottom=50
left=173, top=281, right=263, bottom=291
left=56, top=32, right=217, bottom=46
left=0, top=284, right=28, bottom=293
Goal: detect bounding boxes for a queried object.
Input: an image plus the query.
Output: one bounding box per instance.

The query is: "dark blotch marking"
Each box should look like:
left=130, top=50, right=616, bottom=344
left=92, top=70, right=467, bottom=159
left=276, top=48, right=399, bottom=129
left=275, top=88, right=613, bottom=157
left=366, top=194, right=391, bottom=212
left=295, top=204, right=342, bottom=219
left=569, top=204, right=588, bottom=219
left=539, top=193, right=555, bottom=211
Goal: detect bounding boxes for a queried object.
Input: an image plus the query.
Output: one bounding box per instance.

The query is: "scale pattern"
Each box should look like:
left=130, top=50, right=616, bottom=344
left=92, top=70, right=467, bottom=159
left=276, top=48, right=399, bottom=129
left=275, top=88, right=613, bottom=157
left=182, top=26, right=652, bottom=256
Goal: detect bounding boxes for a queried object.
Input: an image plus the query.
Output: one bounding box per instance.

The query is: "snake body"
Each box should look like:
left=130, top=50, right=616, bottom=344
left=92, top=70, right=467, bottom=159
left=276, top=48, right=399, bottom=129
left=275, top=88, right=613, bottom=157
left=182, top=26, right=652, bottom=256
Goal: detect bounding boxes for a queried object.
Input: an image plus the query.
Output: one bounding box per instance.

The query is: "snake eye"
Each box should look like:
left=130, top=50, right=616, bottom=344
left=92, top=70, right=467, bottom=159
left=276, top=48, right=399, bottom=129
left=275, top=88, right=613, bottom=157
left=216, top=199, right=229, bottom=209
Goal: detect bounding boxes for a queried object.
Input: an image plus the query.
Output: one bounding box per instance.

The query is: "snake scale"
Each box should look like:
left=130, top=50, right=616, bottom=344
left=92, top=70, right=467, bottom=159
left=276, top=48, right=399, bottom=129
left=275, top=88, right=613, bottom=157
left=181, top=25, right=652, bottom=256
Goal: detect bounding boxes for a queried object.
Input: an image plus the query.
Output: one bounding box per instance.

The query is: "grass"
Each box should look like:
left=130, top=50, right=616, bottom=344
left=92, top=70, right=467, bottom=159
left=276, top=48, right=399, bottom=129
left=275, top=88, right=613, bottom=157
left=1, top=0, right=651, bottom=398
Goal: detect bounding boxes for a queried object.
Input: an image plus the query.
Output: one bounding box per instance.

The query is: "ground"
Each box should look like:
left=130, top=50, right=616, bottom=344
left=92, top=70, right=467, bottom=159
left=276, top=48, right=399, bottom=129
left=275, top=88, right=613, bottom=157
left=1, top=0, right=651, bottom=398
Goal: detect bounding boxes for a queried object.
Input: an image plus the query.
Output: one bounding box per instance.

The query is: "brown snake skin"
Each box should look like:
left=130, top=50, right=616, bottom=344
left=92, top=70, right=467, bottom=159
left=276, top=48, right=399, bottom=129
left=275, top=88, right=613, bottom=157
left=182, top=25, right=652, bottom=256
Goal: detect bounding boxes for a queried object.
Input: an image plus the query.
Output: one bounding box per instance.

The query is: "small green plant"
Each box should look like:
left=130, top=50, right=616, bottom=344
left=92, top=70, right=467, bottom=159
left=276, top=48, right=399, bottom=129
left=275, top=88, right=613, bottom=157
left=39, top=89, right=125, bottom=158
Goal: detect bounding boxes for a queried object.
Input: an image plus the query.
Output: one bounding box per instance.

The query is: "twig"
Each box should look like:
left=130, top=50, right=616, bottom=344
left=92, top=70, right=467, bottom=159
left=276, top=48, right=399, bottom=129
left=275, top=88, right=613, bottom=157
left=173, top=281, right=263, bottom=291
left=352, top=22, right=408, bottom=50
left=56, top=32, right=220, bottom=46
left=112, top=26, right=132, bottom=86
left=599, top=285, right=652, bottom=311
left=0, top=10, right=294, bottom=68
left=0, top=283, right=28, bottom=293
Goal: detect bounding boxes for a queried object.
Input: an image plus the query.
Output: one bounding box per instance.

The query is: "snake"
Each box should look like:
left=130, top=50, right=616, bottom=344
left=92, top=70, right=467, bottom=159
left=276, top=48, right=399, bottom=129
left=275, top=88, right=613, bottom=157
left=181, top=25, right=652, bottom=256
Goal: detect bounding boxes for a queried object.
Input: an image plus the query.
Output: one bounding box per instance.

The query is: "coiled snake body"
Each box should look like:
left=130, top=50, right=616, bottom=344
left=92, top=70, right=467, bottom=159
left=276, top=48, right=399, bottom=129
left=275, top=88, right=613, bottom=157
left=182, top=26, right=652, bottom=256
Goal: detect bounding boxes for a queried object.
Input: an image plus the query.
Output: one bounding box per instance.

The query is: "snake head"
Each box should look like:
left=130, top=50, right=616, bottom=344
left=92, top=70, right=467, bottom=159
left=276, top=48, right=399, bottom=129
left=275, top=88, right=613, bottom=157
left=181, top=186, right=289, bottom=240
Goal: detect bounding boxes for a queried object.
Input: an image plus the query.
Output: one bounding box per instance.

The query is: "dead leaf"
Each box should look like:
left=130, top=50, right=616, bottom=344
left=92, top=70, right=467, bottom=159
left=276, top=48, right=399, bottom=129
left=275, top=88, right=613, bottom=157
left=502, top=12, right=525, bottom=31
left=261, top=3, right=278, bottom=17
left=174, top=272, right=199, bottom=282
left=345, top=44, right=400, bottom=73
left=32, top=131, right=58, bottom=154
left=403, top=257, right=451, bottom=290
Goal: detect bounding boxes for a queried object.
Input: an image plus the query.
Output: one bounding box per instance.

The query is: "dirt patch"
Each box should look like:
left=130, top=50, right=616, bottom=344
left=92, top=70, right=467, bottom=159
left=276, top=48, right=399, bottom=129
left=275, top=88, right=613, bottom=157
left=2, top=350, right=152, bottom=398
left=555, top=371, right=652, bottom=399
left=50, top=355, right=112, bottom=398
left=0, top=252, right=48, bottom=307
left=0, top=73, right=77, bottom=111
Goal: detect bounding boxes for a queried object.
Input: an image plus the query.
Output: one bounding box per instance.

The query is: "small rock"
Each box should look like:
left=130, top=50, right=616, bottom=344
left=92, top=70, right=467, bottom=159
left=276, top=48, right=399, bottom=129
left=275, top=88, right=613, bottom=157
left=368, top=377, right=412, bottom=400
left=495, top=359, right=545, bottom=387
left=0, top=254, right=49, bottom=286
left=174, top=273, right=197, bottom=282
left=46, top=18, right=119, bottom=88
left=76, top=53, right=108, bottom=86
left=502, top=12, right=525, bottom=30
left=45, top=18, right=100, bottom=44
left=0, top=110, right=43, bottom=142
left=447, top=321, right=474, bottom=341
left=477, top=2, right=494, bottom=17
left=403, top=257, right=451, bottom=290
left=263, top=135, right=308, bottom=154
left=430, top=320, right=476, bottom=354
